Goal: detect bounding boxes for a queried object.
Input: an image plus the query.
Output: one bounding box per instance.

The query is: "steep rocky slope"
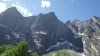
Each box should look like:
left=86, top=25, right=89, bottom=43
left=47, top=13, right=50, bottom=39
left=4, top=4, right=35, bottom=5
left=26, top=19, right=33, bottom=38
left=0, top=7, right=100, bottom=56
left=31, top=12, right=83, bottom=54
left=66, top=16, right=100, bottom=56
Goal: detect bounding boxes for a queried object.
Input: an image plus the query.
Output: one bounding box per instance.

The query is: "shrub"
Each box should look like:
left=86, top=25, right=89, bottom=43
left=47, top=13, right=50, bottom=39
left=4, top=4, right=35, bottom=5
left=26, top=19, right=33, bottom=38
left=32, top=52, right=39, bottom=56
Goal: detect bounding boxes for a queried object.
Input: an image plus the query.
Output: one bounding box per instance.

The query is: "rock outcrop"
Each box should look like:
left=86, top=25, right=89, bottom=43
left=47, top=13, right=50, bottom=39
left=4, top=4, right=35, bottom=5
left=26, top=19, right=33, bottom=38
left=0, top=7, right=100, bottom=56
left=66, top=16, right=100, bottom=56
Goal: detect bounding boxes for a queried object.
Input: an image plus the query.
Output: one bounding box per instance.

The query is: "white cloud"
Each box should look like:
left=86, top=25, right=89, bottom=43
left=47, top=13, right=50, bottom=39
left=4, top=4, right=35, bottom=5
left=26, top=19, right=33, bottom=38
left=11, top=2, right=32, bottom=16
left=0, top=2, right=7, bottom=13
left=41, top=0, right=51, bottom=8
left=28, top=12, right=32, bottom=16
left=1, top=0, right=13, bottom=2
left=1, top=0, right=7, bottom=2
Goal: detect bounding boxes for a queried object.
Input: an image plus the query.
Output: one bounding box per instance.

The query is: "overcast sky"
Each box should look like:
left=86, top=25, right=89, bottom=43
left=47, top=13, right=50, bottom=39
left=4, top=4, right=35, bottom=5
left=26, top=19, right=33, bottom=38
left=0, top=0, right=100, bottom=22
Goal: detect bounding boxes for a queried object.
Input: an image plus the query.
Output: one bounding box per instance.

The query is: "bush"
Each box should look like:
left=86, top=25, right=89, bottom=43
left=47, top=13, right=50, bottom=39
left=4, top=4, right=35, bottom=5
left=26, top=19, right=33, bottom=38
left=49, top=52, right=58, bottom=56
left=32, top=52, right=39, bottom=56
left=16, top=41, right=30, bottom=56
left=0, top=41, right=30, bottom=56
left=42, top=49, right=81, bottom=56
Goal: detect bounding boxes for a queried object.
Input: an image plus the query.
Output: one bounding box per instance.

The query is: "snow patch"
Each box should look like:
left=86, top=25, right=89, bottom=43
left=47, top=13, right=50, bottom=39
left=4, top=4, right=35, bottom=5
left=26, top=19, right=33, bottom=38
left=0, top=24, right=8, bottom=28
left=46, top=41, right=73, bottom=52
left=78, top=33, right=87, bottom=36
left=34, top=31, right=46, bottom=35
left=12, top=32, right=26, bottom=40
left=81, top=53, right=86, bottom=56
left=13, top=32, right=20, bottom=39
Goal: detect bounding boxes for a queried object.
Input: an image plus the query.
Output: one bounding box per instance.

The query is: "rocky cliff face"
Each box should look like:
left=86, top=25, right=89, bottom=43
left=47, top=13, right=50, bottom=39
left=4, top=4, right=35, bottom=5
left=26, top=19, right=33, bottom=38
left=0, top=7, right=36, bottom=51
left=82, top=17, right=100, bottom=56
left=0, top=7, right=24, bottom=32
left=31, top=12, right=83, bottom=54
left=0, top=7, right=100, bottom=56
left=65, top=16, right=100, bottom=56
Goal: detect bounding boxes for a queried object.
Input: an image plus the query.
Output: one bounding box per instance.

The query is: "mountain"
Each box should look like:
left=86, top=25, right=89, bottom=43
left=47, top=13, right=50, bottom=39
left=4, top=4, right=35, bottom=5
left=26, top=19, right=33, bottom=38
left=31, top=12, right=83, bottom=54
left=0, top=7, right=100, bottom=56
left=65, top=16, right=100, bottom=56
left=0, top=23, right=26, bottom=46
left=0, top=7, right=24, bottom=32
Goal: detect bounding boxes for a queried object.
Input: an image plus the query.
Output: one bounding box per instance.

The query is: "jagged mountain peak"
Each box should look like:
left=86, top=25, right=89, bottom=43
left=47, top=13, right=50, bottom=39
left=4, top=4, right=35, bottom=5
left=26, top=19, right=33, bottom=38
left=91, top=16, right=100, bottom=23
left=0, top=7, right=22, bottom=17
left=37, top=12, right=58, bottom=21
left=32, top=12, right=59, bottom=27
left=39, top=12, right=55, bottom=16
left=5, top=7, right=17, bottom=11
left=47, top=12, right=56, bottom=16
left=66, top=20, right=71, bottom=24
left=0, top=7, right=24, bottom=32
left=72, top=19, right=82, bottom=24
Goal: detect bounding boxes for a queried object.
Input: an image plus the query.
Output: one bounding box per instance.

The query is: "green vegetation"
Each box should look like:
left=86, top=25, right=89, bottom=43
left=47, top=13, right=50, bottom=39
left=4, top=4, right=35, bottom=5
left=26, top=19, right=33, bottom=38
left=43, top=49, right=81, bottom=56
left=32, top=52, right=39, bottom=56
left=0, top=41, right=81, bottom=56
left=49, top=52, right=58, bottom=56
left=0, top=41, right=39, bottom=56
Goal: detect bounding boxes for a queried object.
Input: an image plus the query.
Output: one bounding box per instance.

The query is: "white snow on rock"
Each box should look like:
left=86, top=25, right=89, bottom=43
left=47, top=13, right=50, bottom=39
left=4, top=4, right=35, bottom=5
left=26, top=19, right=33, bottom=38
left=13, top=32, right=20, bottom=39
left=0, top=24, right=8, bottom=28
left=81, top=53, right=86, bottom=56
left=12, top=32, right=26, bottom=40
left=46, top=41, right=73, bottom=52
left=34, top=31, right=46, bottom=35
left=78, top=33, right=87, bottom=36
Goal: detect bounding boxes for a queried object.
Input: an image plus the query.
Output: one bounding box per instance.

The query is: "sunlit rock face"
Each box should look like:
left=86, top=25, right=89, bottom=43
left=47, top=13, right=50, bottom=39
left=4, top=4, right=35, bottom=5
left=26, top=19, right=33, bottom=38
left=82, top=17, right=100, bottom=56
left=65, top=16, right=100, bottom=56
left=82, top=37, right=100, bottom=56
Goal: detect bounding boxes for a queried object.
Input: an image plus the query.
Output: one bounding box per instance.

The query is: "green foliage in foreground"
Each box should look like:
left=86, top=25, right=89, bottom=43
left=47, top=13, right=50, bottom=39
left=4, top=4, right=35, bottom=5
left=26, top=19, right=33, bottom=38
left=0, top=41, right=81, bottom=56
left=32, top=52, right=39, bottom=56
left=0, top=41, right=39, bottom=56
left=42, top=49, right=81, bottom=56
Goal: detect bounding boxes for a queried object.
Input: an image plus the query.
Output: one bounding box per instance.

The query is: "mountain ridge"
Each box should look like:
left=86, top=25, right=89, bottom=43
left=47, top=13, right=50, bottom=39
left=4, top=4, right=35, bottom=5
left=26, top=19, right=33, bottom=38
left=0, top=7, right=100, bottom=56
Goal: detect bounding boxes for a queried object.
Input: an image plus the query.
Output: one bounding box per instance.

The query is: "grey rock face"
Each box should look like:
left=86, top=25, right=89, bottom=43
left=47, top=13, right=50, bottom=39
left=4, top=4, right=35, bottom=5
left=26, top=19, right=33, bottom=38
left=0, top=7, right=36, bottom=50
left=31, top=12, right=83, bottom=54
left=66, top=16, right=100, bottom=56
left=0, top=7, right=24, bottom=32
left=0, top=8, right=83, bottom=54
left=0, top=7, right=100, bottom=55
left=82, top=17, right=100, bottom=56
left=0, top=24, right=27, bottom=46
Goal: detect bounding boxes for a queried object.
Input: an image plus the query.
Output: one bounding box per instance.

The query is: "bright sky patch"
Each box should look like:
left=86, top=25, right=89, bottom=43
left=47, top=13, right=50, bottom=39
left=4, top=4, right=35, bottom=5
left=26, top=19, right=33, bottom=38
left=0, top=2, right=7, bottom=13
left=11, top=2, right=32, bottom=16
